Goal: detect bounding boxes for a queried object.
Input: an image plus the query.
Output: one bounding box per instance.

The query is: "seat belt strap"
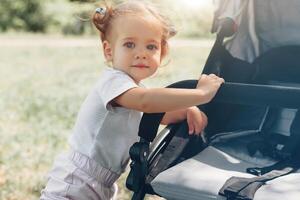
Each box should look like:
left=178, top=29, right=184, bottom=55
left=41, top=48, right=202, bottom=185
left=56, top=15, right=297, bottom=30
left=219, top=176, right=263, bottom=200
left=219, top=165, right=296, bottom=200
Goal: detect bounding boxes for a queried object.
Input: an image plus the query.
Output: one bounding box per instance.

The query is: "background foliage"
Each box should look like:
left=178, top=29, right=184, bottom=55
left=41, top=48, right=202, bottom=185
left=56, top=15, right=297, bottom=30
left=0, top=0, right=214, bottom=37
left=0, top=0, right=47, bottom=32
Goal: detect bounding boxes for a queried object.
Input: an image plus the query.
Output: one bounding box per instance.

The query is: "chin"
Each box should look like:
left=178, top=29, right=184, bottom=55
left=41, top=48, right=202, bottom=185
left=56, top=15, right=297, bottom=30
left=133, top=75, right=149, bottom=83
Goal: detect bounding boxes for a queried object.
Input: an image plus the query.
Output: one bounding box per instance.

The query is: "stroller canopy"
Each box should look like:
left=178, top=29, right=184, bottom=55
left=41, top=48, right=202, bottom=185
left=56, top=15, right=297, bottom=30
left=214, top=0, right=300, bottom=62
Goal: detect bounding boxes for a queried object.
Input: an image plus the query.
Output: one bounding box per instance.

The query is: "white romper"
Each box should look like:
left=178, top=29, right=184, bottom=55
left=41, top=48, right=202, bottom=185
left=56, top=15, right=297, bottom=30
left=41, top=67, right=143, bottom=200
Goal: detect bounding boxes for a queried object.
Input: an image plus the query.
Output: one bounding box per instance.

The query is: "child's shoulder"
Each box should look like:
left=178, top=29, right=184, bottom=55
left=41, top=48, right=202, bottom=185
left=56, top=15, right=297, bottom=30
left=96, top=67, right=138, bottom=89
left=99, top=67, right=134, bottom=83
left=101, top=67, right=129, bottom=78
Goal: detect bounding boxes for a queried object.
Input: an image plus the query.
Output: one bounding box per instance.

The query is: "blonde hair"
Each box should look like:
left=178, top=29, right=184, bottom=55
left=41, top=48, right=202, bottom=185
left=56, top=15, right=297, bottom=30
left=92, top=0, right=177, bottom=59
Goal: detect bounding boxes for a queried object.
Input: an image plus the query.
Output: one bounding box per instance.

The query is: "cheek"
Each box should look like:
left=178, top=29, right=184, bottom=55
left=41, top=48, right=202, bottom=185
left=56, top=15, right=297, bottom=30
left=113, top=49, right=130, bottom=62
left=153, top=52, right=162, bottom=65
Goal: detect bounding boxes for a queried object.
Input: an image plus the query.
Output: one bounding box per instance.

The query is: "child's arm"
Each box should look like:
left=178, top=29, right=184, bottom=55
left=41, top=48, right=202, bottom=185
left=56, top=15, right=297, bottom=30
left=161, top=108, right=187, bottom=124
left=114, top=74, right=224, bottom=113
left=114, top=87, right=207, bottom=113
left=161, top=106, right=208, bottom=135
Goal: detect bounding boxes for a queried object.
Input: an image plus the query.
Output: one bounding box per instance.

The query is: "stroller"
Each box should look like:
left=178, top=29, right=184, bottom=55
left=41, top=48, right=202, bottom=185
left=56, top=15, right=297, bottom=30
left=126, top=0, right=300, bottom=199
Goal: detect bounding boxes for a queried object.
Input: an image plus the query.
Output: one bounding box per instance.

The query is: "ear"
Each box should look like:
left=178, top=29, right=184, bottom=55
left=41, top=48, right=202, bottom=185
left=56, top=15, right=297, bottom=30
left=102, top=40, right=113, bottom=61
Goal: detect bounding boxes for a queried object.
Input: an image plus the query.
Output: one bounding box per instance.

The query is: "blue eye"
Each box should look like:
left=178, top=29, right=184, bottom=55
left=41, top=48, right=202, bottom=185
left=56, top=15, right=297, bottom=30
left=147, top=44, right=158, bottom=50
left=124, top=42, right=135, bottom=48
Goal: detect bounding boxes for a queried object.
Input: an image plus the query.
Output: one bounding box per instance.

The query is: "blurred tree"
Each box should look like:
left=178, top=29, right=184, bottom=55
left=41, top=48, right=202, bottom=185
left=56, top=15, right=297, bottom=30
left=0, top=0, right=48, bottom=32
left=0, top=0, right=213, bottom=37
left=69, top=0, right=96, bottom=2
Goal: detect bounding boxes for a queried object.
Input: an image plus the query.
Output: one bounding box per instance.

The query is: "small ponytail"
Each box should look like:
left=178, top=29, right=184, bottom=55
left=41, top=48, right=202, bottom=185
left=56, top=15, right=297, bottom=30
left=92, top=5, right=113, bottom=41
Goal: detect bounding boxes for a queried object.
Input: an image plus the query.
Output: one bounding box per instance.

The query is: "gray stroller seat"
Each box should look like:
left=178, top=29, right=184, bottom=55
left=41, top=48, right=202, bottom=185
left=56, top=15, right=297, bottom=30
left=152, top=108, right=300, bottom=200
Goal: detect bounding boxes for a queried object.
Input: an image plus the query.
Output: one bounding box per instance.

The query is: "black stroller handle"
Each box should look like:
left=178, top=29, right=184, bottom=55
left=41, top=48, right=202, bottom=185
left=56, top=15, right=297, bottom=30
left=138, top=81, right=300, bottom=142
left=214, top=82, right=300, bottom=108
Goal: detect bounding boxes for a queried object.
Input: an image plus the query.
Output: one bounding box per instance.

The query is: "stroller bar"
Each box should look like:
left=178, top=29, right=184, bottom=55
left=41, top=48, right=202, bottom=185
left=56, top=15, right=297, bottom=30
left=213, top=82, right=300, bottom=108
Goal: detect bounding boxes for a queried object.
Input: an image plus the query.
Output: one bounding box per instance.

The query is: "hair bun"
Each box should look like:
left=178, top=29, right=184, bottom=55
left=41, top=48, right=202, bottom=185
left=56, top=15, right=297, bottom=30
left=95, top=7, right=106, bottom=15
left=93, top=6, right=110, bottom=33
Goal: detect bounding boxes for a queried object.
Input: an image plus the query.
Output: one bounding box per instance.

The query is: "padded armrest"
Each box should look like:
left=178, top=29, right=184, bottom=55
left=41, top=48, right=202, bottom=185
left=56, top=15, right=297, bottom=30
left=214, top=82, right=300, bottom=108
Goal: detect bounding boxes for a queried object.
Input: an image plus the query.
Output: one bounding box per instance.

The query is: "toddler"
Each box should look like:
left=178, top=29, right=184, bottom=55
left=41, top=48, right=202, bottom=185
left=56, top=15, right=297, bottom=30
left=40, top=1, right=224, bottom=200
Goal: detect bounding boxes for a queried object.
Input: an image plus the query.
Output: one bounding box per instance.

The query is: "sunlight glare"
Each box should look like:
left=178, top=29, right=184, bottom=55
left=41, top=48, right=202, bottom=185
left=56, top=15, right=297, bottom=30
left=183, top=0, right=212, bottom=8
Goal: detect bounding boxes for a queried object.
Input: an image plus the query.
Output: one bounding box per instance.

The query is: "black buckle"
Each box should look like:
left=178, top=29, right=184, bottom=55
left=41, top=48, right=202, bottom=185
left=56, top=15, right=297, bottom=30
left=246, top=167, right=262, bottom=176
left=126, top=142, right=149, bottom=192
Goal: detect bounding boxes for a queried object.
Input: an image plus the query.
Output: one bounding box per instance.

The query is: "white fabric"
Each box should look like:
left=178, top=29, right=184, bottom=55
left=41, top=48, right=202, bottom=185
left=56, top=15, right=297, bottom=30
left=151, top=145, right=300, bottom=200
left=254, top=0, right=300, bottom=53
left=214, top=0, right=300, bottom=62
left=214, top=0, right=259, bottom=62
left=40, top=151, right=118, bottom=200
left=68, top=67, right=142, bottom=174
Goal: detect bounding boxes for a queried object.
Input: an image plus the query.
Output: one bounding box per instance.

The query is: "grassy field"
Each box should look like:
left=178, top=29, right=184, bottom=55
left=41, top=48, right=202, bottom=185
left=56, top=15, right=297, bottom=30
left=0, top=34, right=212, bottom=200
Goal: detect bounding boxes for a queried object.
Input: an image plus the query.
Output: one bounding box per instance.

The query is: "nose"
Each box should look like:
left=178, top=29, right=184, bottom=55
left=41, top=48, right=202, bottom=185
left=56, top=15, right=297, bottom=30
left=135, top=52, right=147, bottom=60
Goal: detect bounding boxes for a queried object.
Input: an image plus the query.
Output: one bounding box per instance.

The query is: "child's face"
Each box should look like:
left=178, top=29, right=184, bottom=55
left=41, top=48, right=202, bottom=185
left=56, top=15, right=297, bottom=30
left=103, top=15, right=163, bottom=83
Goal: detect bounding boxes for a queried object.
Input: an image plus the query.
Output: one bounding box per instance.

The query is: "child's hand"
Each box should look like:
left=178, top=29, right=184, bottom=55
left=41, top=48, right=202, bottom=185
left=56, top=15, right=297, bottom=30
left=186, top=106, right=208, bottom=135
left=196, top=74, right=224, bottom=103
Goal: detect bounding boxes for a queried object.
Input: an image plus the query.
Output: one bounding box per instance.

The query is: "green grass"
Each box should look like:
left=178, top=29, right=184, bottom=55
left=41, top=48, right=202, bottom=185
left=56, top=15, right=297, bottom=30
left=0, top=35, right=212, bottom=200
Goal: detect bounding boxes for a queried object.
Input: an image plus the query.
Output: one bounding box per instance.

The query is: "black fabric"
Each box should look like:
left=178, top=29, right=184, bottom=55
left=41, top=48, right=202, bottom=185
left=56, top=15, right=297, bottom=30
left=247, top=109, right=300, bottom=160
left=253, top=46, right=300, bottom=84
left=203, top=35, right=255, bottom=83
left=282, top=110, right=300, bottom=156
left=203, top=42, right=257, bottom=135
left=205, top=45, right=300, bottom=145
left=212, top=83, right=300, bottom=108
left=244, top=46, right=300, bottom=160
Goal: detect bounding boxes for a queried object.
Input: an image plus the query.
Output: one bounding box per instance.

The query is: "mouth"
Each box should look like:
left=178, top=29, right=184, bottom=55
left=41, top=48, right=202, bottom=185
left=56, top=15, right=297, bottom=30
left=132, top=64, right=149, bottom=69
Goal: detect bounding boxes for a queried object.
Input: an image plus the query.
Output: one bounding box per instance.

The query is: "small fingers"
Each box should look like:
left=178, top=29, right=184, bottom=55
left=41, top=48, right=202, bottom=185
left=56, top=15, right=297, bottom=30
left=201, top=112, right=208, bottom=128
left=199, top=74, right=208, bottom=80
left=187, top=115, right=195, bottom=135
left=218, top=77, right=225, bottom=84
left=208, top=74, right=224, bottom=83
left=197, top=114, right=208, bottom=135
left=208, top=73, right=218, bottom=78
left=194, top=121, right=202, bottom=135
left=193, top=112, right=208, bottom=136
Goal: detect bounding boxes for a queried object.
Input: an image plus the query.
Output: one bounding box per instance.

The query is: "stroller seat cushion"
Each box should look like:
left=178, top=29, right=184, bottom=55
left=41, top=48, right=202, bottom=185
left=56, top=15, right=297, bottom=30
left=151, top=146, right=300, bottom=200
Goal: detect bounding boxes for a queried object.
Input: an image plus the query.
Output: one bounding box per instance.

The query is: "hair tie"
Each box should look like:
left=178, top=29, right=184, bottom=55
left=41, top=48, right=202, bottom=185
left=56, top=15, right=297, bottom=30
left=95, top=7, right=106, bottom=15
